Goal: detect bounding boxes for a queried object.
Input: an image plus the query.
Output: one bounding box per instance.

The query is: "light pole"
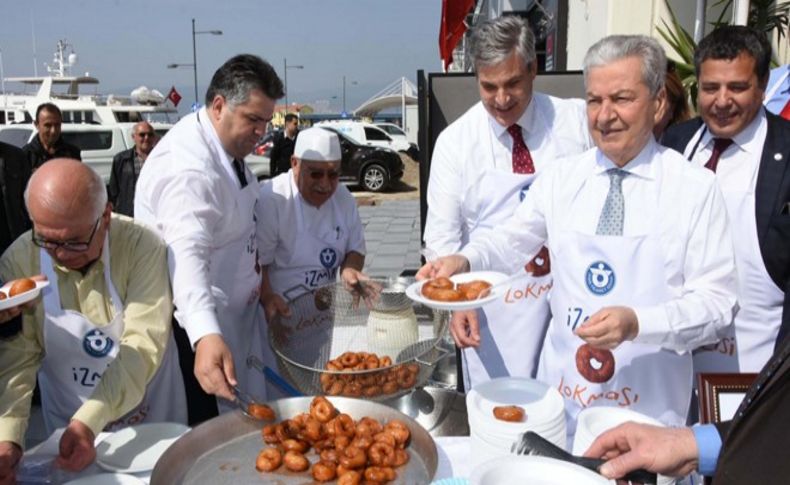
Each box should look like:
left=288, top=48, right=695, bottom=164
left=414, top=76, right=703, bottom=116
left=168, top=18, right=222, bottom=107
left=342, top=76, right=358, bottom=115
left=283, top=58, right=303, bottom=113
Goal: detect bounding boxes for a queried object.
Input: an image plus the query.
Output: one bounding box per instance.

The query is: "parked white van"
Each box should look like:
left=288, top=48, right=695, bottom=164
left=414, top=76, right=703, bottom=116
left=316, top=120, right=413, bottom=155
left=0, top=123, right=170, bottom=181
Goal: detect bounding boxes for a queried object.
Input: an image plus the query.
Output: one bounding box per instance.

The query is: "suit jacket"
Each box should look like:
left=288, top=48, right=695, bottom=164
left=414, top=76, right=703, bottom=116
left=662, top=113, right=790, bottom=350
left=269, top=130, right=297, bottom=177
left=711, top=335, right=790, bottom=483
left=0, top=141, right=31, bottom=254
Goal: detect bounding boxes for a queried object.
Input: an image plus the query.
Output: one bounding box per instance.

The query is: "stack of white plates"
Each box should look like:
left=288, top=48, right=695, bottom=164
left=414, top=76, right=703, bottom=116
left=466, top=378, right=566, bottom=470
left=572, top=407, right=675, bottom=485
left=470, top=455, right=611, bottom=485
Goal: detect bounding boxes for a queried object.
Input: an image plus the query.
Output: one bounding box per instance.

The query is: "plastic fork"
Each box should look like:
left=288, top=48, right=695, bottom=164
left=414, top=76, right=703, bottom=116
left=511, top=431, right=657, bottom=484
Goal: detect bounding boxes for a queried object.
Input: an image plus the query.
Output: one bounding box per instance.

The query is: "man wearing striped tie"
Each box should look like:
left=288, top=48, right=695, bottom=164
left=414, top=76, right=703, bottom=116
left=419, top=35, right=736, bottom=438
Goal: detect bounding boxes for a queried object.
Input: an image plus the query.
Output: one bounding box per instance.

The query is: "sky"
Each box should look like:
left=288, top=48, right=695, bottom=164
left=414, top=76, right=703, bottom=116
left=0, top=0, right=444, bottom=115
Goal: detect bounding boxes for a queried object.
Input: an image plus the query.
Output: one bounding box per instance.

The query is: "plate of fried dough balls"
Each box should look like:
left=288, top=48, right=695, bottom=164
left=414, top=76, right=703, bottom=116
left=406, top=271, right=508, bottom=311
left=0, top=277, right=49, bottom=311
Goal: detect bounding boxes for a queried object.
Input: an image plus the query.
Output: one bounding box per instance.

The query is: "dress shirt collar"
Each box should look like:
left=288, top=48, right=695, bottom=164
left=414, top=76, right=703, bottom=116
left=594, top=137, right=658, bottom=180
left=700, top=107, right=766, bottom=156
left=489, top=96, right=537, bottom=141
left=197, top=107, right=235, bottom=174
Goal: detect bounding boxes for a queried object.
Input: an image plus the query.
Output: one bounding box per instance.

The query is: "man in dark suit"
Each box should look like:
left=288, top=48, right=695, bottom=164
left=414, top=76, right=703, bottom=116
left=662, top=25, right=790, bottom=374
left=22, top=103, right=81, bottom=170
left=269, top=113, right=298, bottom=176
left=582, top=26, right=790, bottom=484
left=108, top=121, right=158, bottom=217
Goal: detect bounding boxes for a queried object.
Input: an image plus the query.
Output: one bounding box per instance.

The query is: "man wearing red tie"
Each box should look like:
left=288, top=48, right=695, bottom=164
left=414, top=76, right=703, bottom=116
left=663, top=26, right=790, bottom=377
left=423, top=16, right=592, bottom=391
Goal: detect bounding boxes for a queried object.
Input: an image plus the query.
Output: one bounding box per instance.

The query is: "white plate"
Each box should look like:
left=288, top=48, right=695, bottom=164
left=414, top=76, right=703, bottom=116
left=0, top=279, right=49, bottom=311
left=470, top=455, right=612, bottom=485
left=406, top=271, right=508, bottom=311
left=96, top=422, right=189, bottom=473
left=64, top=473, right=146, bottom=485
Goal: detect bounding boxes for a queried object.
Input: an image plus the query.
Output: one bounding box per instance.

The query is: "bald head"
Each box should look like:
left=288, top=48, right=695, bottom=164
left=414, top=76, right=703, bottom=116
left=25, top=158, right=107, bottom=224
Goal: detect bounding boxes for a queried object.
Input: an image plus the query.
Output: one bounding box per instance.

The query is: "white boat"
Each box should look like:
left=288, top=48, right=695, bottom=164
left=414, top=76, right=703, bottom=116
left=0, top=40, right=178, bottom=126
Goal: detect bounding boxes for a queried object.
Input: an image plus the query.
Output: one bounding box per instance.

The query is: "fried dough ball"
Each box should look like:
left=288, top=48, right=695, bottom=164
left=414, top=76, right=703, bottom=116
left=255, top=447, right=282, bottom=472
left=312, top=460, right=337, bottom=482
left=283, top=450, right=310, bottom=472
left=247, top=402, right=275, bottom=421
left=8, top=278, right=36, bottom=297
left=493, top=405, right=526, bottom=422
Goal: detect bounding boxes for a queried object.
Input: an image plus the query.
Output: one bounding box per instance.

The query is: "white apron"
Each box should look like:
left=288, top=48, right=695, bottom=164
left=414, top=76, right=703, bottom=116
left=264, top=196, right=348, bottom=398
left=461, top=168, right=552, bottom=390
left=693, top=180, right=784, bottom=374
left=37, top=240, right=187, bottom=434
left=537, top=231, right=692, bottom=441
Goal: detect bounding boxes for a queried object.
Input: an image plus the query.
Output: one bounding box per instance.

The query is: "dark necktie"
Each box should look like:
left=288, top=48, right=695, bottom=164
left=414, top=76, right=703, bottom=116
left=507, top=124, right=535, bottom=174
left=704, top=138, right=734, bottom=173
left=232, top=159, right=248, bottom=188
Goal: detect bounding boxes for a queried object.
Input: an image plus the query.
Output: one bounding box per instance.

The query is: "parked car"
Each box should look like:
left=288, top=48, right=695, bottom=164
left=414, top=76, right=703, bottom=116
left=316, top=120, right=413, bottom=154
left=253, top=130, right=279, bottom=157
left=0, top=123, right=169, bottom=181
left=375, top=122, right=419, bottom=160
left=319, top=126, right=403, bottom=192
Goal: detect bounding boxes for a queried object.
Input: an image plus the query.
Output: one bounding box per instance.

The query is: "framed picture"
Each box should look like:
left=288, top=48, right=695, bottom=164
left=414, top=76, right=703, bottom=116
left=697, top=373, right=758, bottom=424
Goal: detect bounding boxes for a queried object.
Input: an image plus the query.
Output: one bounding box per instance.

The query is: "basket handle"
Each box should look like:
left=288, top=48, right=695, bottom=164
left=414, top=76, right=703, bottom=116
left=282, top=284, right=313, bottom=303
left=414, top=342, right=453, bottom=367
left=246, top=355, right=303, bottom=397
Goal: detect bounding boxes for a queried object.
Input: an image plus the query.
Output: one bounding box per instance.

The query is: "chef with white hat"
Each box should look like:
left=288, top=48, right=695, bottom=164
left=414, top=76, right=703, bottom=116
left=256, top=127, right=367, bottom=394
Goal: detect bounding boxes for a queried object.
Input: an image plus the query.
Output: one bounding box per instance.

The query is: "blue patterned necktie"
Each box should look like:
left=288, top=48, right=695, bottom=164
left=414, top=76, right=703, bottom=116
left=596, top=169, right=628, bottom=236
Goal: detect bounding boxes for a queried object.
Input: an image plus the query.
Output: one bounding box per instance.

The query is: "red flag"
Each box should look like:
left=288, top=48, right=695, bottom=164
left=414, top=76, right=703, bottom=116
left=439, top=0, right=475, bottom=71
left=167, top=86, right=182, bottom=107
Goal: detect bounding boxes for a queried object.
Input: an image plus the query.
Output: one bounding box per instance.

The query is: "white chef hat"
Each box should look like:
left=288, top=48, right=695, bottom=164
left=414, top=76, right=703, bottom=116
left=293, top=127, right=341, bottom=162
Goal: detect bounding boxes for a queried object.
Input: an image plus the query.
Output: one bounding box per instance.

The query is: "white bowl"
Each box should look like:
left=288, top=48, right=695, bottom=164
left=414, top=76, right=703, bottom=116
left=470, top=455, right=612, bottom=485
left=467, top=378, right=565, bottom=436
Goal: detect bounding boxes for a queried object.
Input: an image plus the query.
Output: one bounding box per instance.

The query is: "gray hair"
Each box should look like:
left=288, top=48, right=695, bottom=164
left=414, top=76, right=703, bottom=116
left=24, top=160, right=107, bottom=220
left=205, top=54, right=284, bottom=108
left=468, top=16, right=536, bottom=71
left=583, top=35, right=666, bottom=97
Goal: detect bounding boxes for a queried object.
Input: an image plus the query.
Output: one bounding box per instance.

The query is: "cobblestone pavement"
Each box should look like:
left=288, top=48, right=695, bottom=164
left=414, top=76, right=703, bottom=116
left=359, top=199, right=422, bottom=277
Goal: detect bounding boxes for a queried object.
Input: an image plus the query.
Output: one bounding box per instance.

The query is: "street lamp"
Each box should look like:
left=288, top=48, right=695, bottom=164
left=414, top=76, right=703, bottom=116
left=342, top=75, right=358, bottom=115
left=167, top=18, right=222, bottom=107
left=283, top=58, right=303, bottom=113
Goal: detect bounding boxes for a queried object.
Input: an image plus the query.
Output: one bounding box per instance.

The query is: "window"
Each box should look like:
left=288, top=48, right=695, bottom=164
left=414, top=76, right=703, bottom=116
left=61, top=130, right=113, bottom=150
left=364, top=127, right=391, bottom=141
left=0, top=128, right=33, bottom=148
left=380, top=125, right=405, bottom=136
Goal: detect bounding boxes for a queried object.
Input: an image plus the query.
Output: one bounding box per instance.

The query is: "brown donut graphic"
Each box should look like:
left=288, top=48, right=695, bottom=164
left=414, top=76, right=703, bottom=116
left=575, top=343, right=616, bottom=383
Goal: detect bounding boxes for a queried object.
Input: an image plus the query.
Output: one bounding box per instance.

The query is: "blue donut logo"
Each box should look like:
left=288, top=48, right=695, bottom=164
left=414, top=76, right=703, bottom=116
left=319, top=247, right=338, bottom=269
left=82, top=329, right=114, bottom=358
left=585, top=261, right=615, bottom=295
left=518, top=183, right=531, bottom=202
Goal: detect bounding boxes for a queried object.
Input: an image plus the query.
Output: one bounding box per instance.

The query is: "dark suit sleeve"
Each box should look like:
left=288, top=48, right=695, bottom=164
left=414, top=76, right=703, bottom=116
left=714, top=420, right=731, bottom=440
left=107, top=153, right=123, bottom=207
left=269, top=133, right=282, bottom=176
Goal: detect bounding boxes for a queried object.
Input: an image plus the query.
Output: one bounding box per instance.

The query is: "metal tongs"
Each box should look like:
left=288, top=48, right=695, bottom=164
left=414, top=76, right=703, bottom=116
left=231, top=384, right=265, bottom=420
left=512, top=431, right=657, bottom=484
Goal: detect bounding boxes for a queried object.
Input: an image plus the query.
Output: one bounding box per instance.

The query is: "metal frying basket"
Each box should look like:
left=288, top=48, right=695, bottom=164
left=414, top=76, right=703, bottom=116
left=268, top=278, right=450, bottom=401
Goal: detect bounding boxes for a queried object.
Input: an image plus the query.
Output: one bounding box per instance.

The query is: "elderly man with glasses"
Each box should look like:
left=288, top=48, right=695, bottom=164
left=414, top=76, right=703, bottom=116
left=0, top=158, right=186, bottom=482
left=108, top=121, right=159, bottom=217
left=255, top=127, right=367, bottom=395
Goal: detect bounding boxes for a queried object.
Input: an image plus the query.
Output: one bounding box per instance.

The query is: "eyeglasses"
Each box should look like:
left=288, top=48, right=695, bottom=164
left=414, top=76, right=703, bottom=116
left=32, top=217, right=102, bottom=252
left=308, top=169, right=340, bottom=180
left=136, top=131, right=155, bottom=138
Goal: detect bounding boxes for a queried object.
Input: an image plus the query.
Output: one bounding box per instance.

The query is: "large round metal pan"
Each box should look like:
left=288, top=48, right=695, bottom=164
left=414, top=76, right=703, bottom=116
left=150, top=397, right=438, bottom=484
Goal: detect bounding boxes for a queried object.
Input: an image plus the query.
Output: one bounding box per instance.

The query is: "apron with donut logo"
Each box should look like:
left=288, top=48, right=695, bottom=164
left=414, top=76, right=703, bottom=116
left=265, top=193, right=349, bottom=397
left=459, top=111, right=561, bottom=390
left=37, top=238, right=187, bottom=435
left=537, top=229, right=692, bottom=441
left=686, top=132, right=783, bottom=374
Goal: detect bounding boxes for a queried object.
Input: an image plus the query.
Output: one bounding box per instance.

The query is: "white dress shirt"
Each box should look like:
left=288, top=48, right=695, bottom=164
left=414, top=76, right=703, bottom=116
left=424, top=93, right=592, bottom=254
left=461, top=139, right=738, bottom=352
left=256, top=171, right=366, bottom=274
left=134, top=108, right=256, bottom=344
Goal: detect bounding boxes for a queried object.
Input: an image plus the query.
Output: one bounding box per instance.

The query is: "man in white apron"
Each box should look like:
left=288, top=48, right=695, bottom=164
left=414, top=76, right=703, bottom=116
left=420, top=36, right=737, bottom=438
left=256, top=127, right=367, bottom=397
left=424, top=16, right=592, bottom=391
left=662, top=25, right=790, bottom=376
left=135, top=55, right=282, bottom=419
left=0, top=159, right=186, bottom=479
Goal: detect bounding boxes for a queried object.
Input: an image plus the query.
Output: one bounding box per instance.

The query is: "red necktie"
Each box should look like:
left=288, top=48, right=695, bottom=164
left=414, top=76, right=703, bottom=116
left=507, top=124, right=535, bottom=174
left=704, top=138, right=734, bottom=173
left=780, top=98, right=790, bottom=120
